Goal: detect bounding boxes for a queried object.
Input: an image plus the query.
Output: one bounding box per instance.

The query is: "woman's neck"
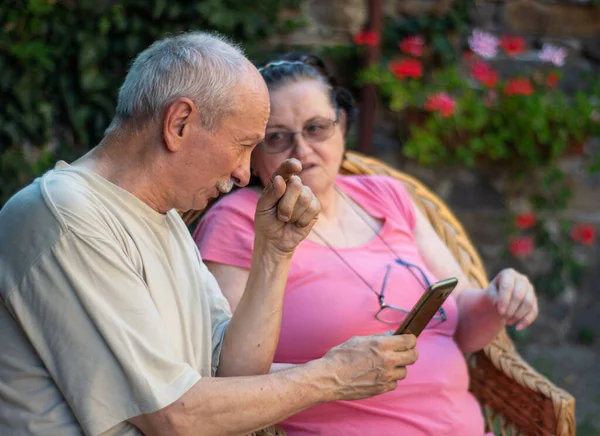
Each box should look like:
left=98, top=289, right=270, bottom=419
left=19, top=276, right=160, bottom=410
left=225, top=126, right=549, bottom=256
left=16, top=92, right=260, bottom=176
left=314, top=184, right=340, bottom=224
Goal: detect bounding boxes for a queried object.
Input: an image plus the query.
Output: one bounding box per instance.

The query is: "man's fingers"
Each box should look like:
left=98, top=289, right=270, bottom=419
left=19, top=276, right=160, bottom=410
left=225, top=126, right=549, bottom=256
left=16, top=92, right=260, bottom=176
left=393, top=348, right=419, bottom=367
left=276, top=175, right=303, bottom=221
left=288, top=185, right=314, bottom=223
left=376, top=333, right=416, bottom=351
left=257, top=174, right=286, bottom=212
left=258, top=159, right=303, bottom=212
left=270, top=158, right=302, bottom=182
left=294, top=195, right=320, bottom=228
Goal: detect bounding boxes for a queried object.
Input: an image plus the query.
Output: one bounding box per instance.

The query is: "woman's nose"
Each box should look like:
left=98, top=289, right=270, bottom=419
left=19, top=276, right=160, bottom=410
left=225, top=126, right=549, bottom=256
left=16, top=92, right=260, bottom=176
left=292, top=133, right=312, bottom=158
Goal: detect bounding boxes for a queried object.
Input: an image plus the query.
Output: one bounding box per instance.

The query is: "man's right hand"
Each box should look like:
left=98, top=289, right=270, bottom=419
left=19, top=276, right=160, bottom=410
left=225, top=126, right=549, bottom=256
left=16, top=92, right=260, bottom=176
left=313, top=334, right=418, bottom=402
left=254, top=158, right=320, bottom=255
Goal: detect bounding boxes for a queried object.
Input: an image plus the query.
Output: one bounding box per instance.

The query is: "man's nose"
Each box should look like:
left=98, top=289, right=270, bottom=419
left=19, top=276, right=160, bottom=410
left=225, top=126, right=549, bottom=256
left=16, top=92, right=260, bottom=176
left=232, top=156, right=251, bottom=187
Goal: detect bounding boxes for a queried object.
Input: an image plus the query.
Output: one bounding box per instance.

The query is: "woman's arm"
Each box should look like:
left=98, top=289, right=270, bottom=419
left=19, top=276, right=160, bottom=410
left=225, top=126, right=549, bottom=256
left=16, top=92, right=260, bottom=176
left=412, top=203, right=537, bottom=353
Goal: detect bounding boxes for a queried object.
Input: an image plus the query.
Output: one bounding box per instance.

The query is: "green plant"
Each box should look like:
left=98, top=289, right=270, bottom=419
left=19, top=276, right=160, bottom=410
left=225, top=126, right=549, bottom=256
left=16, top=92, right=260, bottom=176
left=360, top=33, right=600, bottom=172
left=381, top=0, right=473, bottom=67
left=0, top=0, right=304, bottom=208
left=359, top=28, right=600, bottom=298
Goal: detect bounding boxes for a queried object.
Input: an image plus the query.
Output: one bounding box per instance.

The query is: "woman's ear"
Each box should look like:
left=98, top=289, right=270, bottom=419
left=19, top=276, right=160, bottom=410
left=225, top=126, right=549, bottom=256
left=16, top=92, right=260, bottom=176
left=338, top=109, right=348, bottom=136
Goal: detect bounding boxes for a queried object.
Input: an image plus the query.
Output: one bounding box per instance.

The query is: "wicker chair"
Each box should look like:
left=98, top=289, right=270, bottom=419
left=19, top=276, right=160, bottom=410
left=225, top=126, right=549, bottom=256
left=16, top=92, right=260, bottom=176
left=183, top=151, right=575, bottom=436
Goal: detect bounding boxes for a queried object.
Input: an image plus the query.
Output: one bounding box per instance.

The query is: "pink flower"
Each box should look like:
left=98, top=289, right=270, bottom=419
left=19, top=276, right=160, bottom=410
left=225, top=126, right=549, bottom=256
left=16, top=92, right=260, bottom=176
left=353, top=30, right=379, bottom=47
left=424, top=93, right=456, bottom=117
left=499, top=36, right=527, bottom=56
left=539, top=44, right=567, bottom=66
left=509, top=236, right=535, bottom=257
left=399, top=35, right=425, bottom=57
left=468, top=29, right=499, bottom=59
left=504, top=78, right=534, bottom=96
left=389, top=59, right=423, bottom=79
left=471, top=61, right=498, bottom=87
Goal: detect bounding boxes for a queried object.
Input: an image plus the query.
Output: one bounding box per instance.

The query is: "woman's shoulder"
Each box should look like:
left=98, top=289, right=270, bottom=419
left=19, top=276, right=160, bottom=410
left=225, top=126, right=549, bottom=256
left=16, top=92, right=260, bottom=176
left=336, top=174, right=409, bottom=199
left=336, top=174, right=416, bottom=229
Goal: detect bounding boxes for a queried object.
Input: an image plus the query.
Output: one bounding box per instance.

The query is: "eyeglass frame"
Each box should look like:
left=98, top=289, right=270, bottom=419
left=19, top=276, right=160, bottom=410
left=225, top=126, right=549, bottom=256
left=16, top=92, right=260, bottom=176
left=259, top=116, right=340, bottom=154
left=374, top=258, right=447, bottom=325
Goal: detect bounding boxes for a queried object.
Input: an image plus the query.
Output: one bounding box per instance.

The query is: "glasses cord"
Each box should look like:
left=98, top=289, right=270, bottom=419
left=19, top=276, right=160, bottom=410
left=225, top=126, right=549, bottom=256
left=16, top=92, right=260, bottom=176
left=310, top=184, right=427, bottom=297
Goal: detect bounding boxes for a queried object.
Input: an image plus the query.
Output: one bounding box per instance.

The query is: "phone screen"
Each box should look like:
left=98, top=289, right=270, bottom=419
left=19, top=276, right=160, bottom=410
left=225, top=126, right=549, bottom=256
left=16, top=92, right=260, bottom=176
left=394, top=277, right=458, bottom=337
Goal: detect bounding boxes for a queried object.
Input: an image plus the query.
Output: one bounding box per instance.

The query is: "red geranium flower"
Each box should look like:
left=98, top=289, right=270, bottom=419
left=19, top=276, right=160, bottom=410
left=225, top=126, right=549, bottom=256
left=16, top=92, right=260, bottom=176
left=509, top=236, right=535, bottom=257
left=399, top=35, right=425, bottom=57
left=353, top=30, right=379, bottom=47
left=546, top=72, right=559, bottom=88
left=500, top=36, right=527, bottom=56
left=571, top=224, right=596, bottom=246
left=504, top=78, right=534, bottom=96
left=471, top=61, right=499, bottom=87
left=515, top=213, right=537, bottom=229
left=424, top=93, right=456, bottom=117
left=389, top=59, right=423, bottom=79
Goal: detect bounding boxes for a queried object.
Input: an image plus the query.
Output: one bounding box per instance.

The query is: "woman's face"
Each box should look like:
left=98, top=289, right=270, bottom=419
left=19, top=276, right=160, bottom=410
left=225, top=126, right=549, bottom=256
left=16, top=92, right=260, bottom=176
left=252, top=79, right=345, bottom=198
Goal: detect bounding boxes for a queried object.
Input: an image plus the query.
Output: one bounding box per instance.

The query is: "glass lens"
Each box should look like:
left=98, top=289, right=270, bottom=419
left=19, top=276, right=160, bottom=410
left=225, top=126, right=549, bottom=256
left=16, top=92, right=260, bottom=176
left=376, top=306, right=444, bottom=327
left=263, top=131, right=293, bottom=153
left=376, top=306, right=407, bottom=324
left=304, top=119, right=334, bottom=142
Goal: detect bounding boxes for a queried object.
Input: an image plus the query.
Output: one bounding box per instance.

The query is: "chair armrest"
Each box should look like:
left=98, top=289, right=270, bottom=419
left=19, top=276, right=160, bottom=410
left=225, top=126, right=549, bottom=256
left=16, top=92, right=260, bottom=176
left=469, top=330, right=575, bottom=436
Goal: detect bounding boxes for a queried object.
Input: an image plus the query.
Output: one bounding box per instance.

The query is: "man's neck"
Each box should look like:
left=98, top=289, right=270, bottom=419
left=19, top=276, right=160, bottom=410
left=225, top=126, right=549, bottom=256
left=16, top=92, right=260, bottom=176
left=72, top=131, right=172, bottom=214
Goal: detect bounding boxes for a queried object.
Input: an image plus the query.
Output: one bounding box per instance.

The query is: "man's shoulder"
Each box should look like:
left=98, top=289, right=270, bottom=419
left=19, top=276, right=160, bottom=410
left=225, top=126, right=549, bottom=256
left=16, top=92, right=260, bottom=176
left=0, top=174, right=67, bottom=299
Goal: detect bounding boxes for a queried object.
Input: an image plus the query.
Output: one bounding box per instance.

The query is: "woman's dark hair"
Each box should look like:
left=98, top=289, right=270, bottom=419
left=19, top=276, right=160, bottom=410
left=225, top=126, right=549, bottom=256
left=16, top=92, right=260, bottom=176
left=258, top=52, right=357, bottom=135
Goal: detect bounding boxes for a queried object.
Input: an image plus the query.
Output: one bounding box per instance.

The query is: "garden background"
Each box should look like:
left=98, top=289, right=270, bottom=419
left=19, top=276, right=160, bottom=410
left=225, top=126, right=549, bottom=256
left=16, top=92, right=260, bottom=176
left=1, top=0, right=599, bottom=432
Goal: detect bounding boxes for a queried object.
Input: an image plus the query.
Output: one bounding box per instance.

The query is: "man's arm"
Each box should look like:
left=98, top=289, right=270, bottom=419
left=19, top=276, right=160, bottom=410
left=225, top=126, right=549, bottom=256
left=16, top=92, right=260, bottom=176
left=130, top=335, right=418, bottom=436
left=215, top=241, right=293, bottom=376
left=214, top=160, right=319, bottom=377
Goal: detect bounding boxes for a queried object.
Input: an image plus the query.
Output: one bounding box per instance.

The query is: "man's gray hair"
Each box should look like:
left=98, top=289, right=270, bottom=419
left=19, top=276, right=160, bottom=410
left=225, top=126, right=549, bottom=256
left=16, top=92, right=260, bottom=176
left=106, top=31, right=247, bottom=133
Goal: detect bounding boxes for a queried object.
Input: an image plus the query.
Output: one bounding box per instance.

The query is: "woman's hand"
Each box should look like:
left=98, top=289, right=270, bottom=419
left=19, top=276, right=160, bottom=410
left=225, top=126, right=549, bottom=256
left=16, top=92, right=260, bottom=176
left=254, top=158, right=320, bottom=255
left=487, top=268, right=538, bottom=331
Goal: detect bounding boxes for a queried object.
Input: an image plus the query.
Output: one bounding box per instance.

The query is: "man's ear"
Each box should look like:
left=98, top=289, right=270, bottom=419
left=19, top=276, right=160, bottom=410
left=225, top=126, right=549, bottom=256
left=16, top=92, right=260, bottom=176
left=163, top=97, right=195, bottom=152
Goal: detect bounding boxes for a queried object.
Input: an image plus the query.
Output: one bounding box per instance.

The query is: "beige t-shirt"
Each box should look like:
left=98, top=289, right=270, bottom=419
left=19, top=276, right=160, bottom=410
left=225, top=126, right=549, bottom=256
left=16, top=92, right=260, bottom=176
left=0, top=162, right=232, bottom=435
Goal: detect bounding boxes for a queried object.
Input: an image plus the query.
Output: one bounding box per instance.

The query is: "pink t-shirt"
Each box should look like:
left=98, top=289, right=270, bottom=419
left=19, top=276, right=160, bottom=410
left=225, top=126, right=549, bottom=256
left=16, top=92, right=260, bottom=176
left=194, top=175, right=487, bottom=436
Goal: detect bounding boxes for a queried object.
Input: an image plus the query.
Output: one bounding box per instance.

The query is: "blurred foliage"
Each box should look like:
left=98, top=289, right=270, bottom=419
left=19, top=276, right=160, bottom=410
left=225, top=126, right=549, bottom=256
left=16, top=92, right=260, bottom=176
left=0, top=0, right=304, bottom=208
left=360, top=21, right=600, bottom=299
left=381, top=0, right=472, bottom=67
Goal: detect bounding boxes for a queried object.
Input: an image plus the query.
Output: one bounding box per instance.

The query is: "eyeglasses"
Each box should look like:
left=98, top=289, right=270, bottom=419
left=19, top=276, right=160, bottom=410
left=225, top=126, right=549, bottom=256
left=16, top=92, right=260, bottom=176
left=375, top=258, right=447, bottom=326
left=260, top=118, right=338, bottom=154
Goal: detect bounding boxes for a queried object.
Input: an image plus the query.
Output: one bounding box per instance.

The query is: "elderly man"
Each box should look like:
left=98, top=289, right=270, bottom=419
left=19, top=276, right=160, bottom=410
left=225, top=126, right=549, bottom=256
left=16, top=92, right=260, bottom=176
left=0, top=32, right=418, bottom=435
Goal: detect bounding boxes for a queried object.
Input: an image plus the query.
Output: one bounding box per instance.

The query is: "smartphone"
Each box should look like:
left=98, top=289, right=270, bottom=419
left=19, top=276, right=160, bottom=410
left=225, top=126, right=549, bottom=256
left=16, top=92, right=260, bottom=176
left=394, top=277, right=458, bottom=337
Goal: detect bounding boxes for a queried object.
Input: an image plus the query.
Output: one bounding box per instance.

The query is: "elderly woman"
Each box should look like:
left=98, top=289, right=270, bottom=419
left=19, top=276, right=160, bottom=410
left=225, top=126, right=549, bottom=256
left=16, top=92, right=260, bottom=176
left=193, top=54, right=538, bottom=436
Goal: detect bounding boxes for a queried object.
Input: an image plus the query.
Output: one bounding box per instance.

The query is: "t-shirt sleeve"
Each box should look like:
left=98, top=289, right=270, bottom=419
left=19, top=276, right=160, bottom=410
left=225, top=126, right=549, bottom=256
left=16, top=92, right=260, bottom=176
left=5, top=230, right=201, bottom=435
left=355, top=175, right=417, bottom=232
left=197, top=256, right=232, bottom=375
left=193, top=192, right=257, bottom=270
